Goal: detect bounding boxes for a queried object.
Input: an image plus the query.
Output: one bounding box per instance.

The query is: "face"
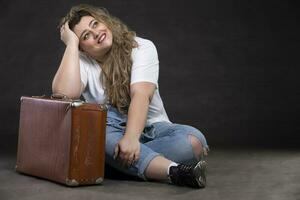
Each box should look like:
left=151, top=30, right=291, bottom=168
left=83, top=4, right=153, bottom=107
left=73, top=15, right=113, bottom=61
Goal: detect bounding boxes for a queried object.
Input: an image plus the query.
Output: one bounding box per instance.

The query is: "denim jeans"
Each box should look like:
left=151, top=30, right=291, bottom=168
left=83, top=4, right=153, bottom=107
left=105, top=106, right=209, bottom=179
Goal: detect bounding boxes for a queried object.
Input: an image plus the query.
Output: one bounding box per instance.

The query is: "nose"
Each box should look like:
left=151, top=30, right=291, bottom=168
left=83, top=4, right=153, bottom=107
left=91, top=29, right=99, bottom=39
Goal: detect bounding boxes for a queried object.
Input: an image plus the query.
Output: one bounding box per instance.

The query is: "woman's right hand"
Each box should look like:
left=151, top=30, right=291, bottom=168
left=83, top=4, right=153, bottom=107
left=60, top=21, right=79, bottom=46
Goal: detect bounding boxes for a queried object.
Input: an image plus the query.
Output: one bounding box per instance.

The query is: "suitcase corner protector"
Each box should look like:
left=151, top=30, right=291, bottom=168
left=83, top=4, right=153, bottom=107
left=96, top=177, right=104, bottom=184
left=66, top=179, right=79, bottom=187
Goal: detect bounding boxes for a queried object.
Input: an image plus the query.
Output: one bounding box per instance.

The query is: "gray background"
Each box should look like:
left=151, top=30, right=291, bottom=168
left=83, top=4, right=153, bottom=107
left=0, top=0, right=299, bottom=153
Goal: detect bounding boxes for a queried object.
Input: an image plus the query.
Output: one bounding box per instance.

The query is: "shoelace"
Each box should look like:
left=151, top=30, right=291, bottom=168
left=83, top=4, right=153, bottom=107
left=178, top=164, right=202, bottom=187
left=177, top=164, right=193, bottom=174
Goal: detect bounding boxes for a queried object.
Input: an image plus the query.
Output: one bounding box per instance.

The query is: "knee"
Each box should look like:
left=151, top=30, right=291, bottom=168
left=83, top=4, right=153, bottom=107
left=188, top=135, right=203, bottom=159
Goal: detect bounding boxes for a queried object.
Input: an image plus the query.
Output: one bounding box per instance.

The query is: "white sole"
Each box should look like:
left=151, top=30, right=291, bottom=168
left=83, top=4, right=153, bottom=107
left=193, top=160, right=207, bottom=188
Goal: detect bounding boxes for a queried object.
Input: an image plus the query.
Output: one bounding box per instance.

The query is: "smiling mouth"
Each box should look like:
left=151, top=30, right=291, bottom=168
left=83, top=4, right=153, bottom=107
left=98, top=33, right=106, bottom=43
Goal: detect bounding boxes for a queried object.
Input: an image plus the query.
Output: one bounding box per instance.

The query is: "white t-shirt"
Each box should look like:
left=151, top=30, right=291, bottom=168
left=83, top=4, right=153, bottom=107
left=79, top=37, right=171, bottom=126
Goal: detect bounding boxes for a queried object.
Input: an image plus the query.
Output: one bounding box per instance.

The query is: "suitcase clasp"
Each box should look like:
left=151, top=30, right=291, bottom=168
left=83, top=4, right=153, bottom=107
left=71, top=100, right=84, bottom=107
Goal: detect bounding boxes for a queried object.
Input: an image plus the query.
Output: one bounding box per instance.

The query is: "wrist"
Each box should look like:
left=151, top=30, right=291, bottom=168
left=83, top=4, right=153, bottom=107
left=124, top=132, right=140, bottom=140
left=66, top=41, right=79, bottom=48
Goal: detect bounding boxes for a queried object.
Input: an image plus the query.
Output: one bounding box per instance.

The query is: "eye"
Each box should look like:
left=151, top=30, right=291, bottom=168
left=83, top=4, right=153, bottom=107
left=92, top=21, right=98, bottom=28
left=83, top=33, right=90, bottom=40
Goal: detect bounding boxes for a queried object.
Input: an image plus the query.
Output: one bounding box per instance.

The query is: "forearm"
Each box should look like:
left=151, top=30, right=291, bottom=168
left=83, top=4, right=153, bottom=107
left=52, top=43, right=82, bottom=98
left=125, top=93, right=150, bottom=139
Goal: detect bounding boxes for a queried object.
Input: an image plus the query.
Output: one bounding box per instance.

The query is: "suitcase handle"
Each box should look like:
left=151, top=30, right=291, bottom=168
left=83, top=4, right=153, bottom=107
left=51, top=93, right=85, bottom=109
left=51, top=93, right=71, bottom=100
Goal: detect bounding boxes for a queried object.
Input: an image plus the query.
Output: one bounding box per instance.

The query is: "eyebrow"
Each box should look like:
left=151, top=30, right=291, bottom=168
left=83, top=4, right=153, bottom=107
left=79, top=19, right=94, bottom=39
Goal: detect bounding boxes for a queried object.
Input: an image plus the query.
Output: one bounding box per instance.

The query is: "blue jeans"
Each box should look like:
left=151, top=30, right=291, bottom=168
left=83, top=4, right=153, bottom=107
left=105, top=106, right=209, bottom=179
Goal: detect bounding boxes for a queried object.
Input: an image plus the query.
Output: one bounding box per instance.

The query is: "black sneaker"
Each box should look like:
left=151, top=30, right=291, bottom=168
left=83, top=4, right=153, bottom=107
left=169, top=160, right=207, bottom=188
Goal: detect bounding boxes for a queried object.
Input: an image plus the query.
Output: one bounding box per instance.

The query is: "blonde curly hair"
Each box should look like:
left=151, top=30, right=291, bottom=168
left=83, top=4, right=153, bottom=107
left=59, top=4, right=138, bottom=114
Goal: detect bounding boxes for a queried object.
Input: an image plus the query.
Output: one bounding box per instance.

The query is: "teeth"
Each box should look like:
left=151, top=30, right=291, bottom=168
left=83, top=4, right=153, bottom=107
left=98, top=34, right=105, bottom=43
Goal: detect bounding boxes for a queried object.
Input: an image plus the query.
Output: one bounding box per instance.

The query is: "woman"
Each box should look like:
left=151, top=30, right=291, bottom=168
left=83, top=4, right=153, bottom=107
left=52, top=4, right=209, bottom=188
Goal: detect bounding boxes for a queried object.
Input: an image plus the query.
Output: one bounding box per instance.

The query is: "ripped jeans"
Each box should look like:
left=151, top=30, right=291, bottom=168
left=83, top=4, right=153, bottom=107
left=105, top=106, right=209, bottom=180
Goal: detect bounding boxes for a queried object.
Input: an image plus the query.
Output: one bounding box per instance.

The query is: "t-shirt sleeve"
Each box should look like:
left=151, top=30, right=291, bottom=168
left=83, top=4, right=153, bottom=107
left=79, top=54, right=89, bottom=89
left=130, top=39, right=159, bottom=87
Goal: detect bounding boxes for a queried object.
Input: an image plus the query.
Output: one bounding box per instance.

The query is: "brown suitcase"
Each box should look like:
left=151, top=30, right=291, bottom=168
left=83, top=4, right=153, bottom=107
left=15, top=95, right=107, bottom=186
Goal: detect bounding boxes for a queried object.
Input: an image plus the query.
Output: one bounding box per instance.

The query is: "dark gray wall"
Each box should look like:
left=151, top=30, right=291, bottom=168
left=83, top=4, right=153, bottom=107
left=0, top=0, right=299, bottom=151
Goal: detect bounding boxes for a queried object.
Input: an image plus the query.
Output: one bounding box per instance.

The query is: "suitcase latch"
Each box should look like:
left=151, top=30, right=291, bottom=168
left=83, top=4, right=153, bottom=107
left=71, top=100, right=84, bottom=107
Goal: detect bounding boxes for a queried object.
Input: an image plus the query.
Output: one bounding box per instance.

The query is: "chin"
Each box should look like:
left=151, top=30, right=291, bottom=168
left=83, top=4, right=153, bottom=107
left=89, top=48, right=110, bottom=61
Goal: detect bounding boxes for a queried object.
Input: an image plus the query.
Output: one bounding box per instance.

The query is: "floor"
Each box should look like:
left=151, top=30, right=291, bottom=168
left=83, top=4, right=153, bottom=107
left=0, top=146, right=299, bottom=200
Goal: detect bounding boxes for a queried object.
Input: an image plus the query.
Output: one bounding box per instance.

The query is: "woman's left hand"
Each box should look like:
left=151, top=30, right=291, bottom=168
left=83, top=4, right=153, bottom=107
left=114, top=134, right=140, bottom=168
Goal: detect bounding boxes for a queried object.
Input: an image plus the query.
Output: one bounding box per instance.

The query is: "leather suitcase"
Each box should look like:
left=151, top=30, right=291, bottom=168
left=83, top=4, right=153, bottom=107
left=15, top=95, right=107, bottom=186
